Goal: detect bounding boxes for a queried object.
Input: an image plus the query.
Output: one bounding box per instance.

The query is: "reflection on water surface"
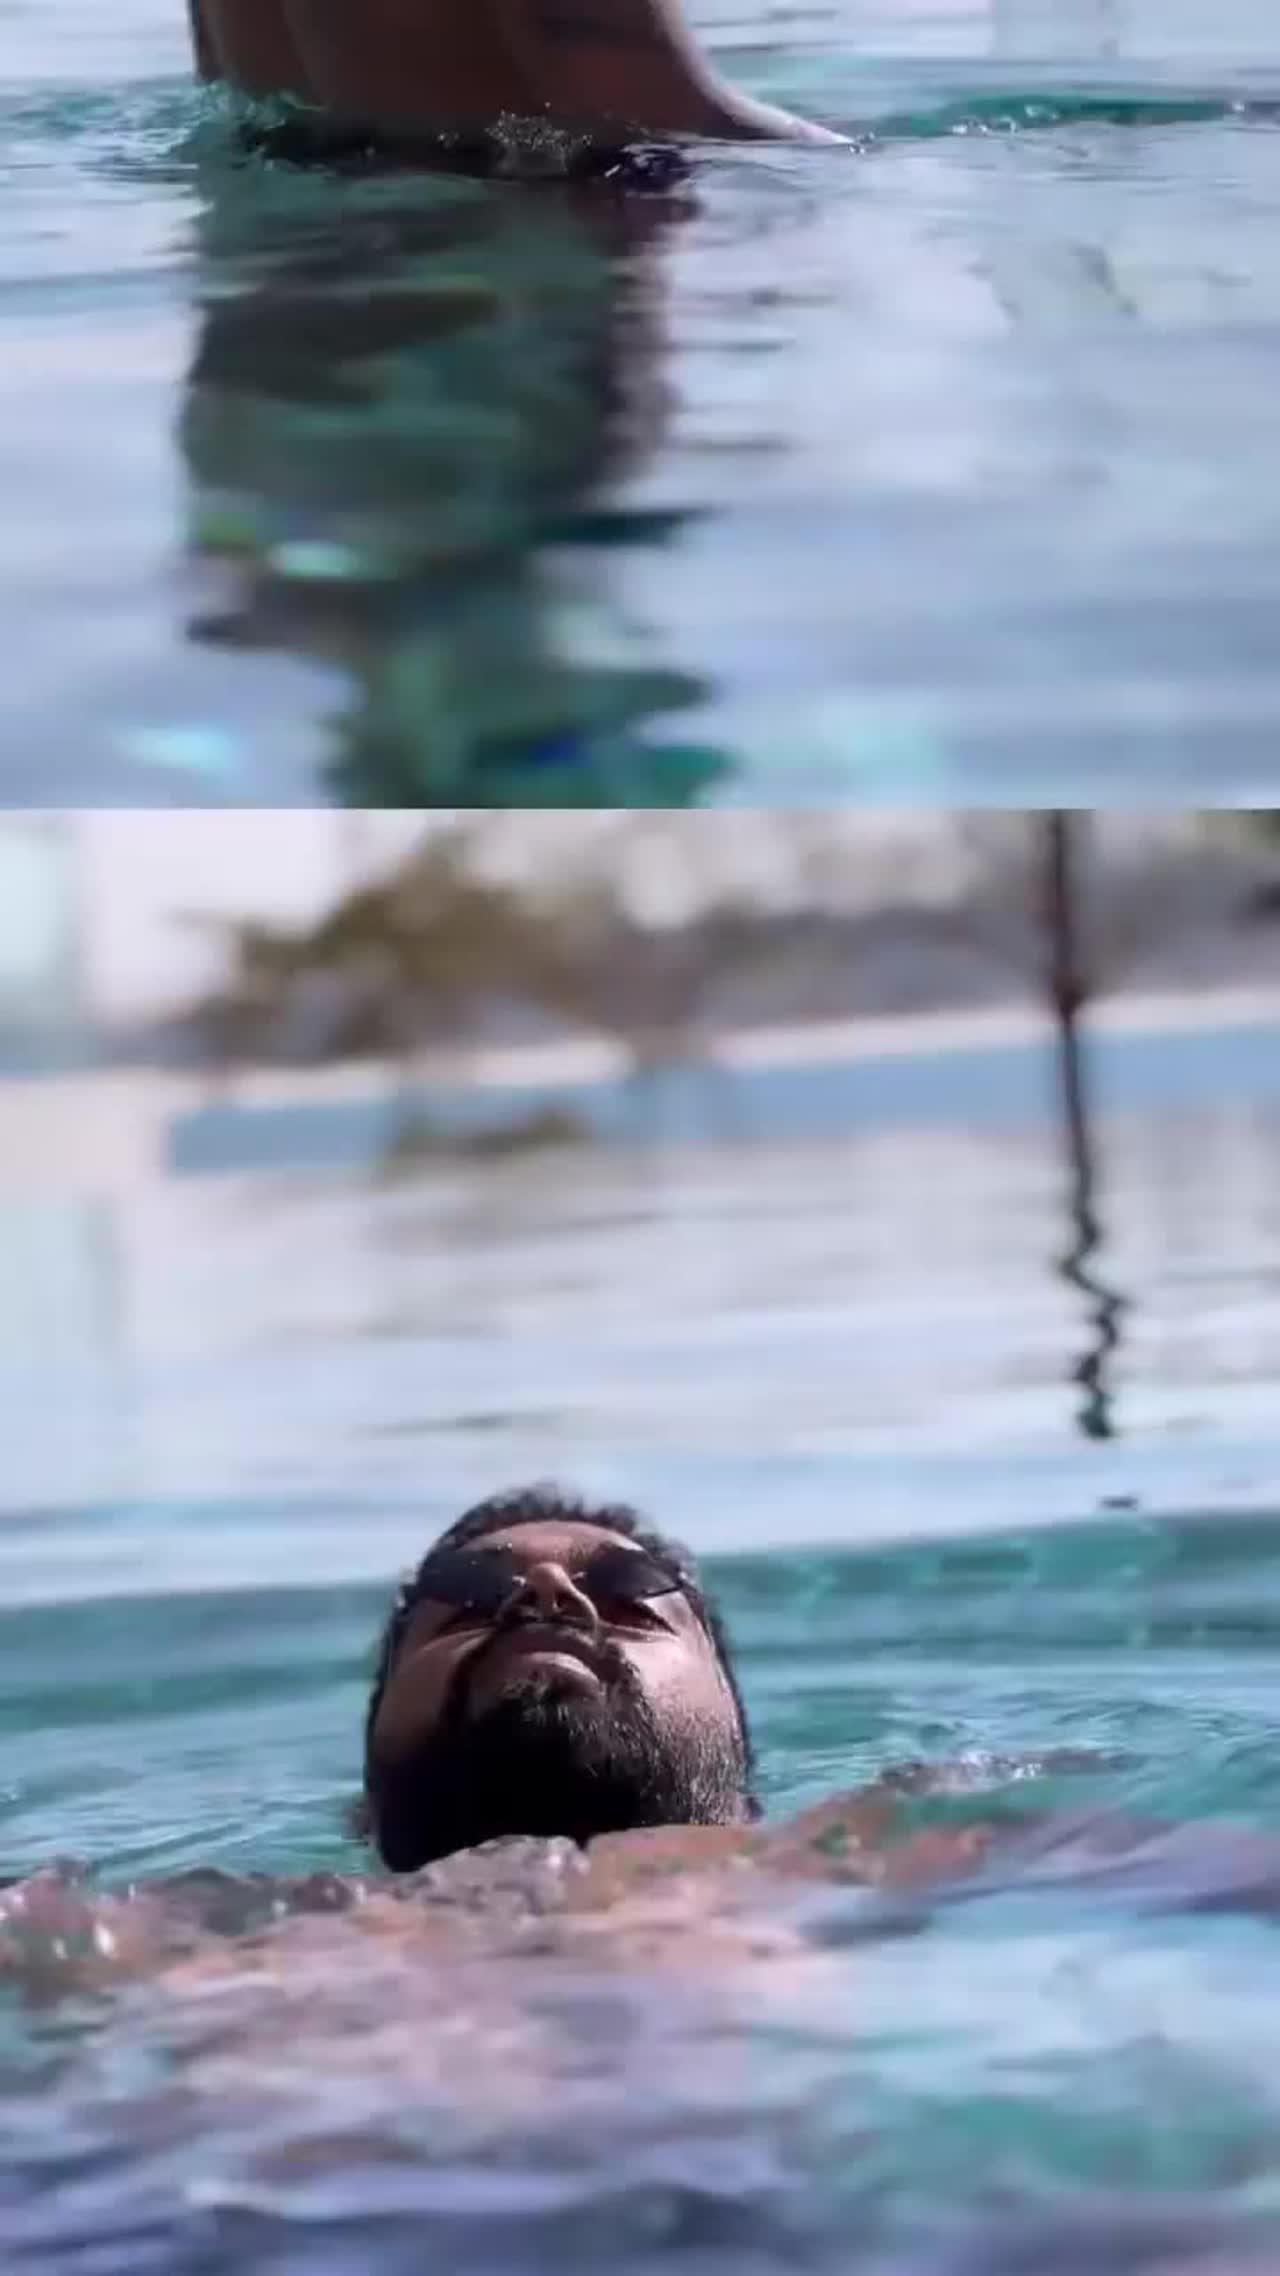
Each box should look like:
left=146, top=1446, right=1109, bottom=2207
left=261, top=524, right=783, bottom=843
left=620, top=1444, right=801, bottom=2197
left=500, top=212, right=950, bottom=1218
left=6, top=0, right=1280, bottom=796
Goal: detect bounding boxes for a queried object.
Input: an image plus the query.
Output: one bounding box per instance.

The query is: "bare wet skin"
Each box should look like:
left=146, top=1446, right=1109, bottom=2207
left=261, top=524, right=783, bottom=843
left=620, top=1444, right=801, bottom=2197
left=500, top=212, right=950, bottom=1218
left=8, top=1773, right=1280, bottom=2276
left=0, top=1786, right=934, bottom=2252
left=0, top=1776, right=1023, bottom=2100
left=0, top=1781, right=934, bottom=2000
left=6, top=1760, right=1279, bottom=2010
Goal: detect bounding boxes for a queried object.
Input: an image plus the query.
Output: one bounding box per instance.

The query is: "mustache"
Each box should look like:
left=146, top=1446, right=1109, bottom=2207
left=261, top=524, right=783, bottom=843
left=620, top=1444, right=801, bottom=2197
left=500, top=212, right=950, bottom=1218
left=449, top=1608, right=630, bottom=1717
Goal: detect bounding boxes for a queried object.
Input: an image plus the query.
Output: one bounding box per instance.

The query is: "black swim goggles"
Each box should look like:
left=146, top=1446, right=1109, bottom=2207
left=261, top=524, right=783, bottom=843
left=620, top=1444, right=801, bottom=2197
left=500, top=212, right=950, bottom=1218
left=404, top=1542, right=684, bottom=1623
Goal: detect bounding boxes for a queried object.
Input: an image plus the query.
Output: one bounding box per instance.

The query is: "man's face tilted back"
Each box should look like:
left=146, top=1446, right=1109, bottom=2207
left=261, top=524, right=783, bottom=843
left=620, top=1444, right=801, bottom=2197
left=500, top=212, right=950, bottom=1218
left=364, top=1494, right=754, bottom=1871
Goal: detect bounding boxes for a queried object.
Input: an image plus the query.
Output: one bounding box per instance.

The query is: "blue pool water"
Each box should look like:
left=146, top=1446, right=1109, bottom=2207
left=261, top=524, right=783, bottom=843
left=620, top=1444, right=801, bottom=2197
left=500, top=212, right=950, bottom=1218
left=4, top=0, right=1280, bottom=802
left=9, top=1043, right=1280, bottom=2270
left=10, top=1521, right=1280, bottom=2275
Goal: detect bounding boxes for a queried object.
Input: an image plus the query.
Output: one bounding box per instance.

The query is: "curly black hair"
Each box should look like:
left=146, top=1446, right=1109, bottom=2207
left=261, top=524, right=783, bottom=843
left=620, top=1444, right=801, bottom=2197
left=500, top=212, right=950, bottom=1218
left=363, top=1483, right=757, bottom=1801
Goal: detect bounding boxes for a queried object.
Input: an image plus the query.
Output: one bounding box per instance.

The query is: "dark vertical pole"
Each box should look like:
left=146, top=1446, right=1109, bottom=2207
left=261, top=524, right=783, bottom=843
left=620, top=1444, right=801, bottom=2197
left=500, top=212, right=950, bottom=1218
left=1045, top=812, right=1124, bottom=1441
left=1046, top=812, right=1091, bottom=1206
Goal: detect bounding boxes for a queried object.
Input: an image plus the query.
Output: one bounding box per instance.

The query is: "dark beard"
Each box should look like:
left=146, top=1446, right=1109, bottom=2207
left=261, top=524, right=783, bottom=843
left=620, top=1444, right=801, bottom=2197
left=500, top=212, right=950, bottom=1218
left=369, top=1657, right=746, bottom=1873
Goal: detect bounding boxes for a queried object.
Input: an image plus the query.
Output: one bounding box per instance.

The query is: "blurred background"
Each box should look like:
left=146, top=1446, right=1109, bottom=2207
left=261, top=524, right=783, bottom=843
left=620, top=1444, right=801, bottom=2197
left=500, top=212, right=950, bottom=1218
left=8, top=807, right=1280, bottom=1572
left=14, top=811, right=1280, bottom=2276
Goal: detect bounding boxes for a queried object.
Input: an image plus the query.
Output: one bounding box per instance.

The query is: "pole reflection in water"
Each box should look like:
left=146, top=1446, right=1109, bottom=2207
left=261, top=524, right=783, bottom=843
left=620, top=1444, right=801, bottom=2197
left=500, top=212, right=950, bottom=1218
left=179, top=135, right=726, bottom=804
left=1042, top=812, right=1127, bottom=1443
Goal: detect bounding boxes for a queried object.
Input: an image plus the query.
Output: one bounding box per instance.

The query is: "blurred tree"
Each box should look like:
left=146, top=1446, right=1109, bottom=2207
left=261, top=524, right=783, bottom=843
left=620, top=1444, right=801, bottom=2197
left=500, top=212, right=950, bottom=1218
left=1209, top=813, right=1280, bottom=918
left=522, top=873, right=765, bottom=1134
left=182, top=816, right=795, bottom=1142
left=181, top=823, right=558, bottom=1134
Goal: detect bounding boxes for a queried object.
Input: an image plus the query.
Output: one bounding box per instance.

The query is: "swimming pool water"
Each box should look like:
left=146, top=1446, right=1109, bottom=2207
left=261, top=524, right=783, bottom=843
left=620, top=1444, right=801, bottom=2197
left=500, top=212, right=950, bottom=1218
left=8, top=1073, right=1280, bottom=2270
left=10, top=1520, right=1280, bottom=2275
left=5, top=0, right=1280, bottom=802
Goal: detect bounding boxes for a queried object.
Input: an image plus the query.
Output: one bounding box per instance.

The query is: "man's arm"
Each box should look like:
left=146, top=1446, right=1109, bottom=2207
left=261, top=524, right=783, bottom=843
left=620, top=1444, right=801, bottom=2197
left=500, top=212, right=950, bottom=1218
left=489, top=0, right=843, bottom=140
left=193, top=0, right=843, bottom=141
left=193, top=0, right=311, bottom=97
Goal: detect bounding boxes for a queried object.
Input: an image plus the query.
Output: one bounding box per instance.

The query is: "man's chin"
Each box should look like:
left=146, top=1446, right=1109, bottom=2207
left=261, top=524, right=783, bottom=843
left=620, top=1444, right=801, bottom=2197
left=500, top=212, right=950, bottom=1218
left=371, top=1674, right=723, bottom=1870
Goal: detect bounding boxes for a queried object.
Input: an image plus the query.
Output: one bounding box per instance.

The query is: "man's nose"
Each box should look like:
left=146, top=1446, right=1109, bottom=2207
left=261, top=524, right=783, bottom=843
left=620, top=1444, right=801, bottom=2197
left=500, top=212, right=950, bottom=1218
left=513, top=1560, right=600, bottom=1629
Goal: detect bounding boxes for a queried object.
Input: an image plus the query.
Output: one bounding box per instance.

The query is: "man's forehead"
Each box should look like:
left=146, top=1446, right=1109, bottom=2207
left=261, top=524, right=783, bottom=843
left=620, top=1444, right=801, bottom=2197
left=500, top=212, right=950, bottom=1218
left=468, top=1519, right=638, bottom=1565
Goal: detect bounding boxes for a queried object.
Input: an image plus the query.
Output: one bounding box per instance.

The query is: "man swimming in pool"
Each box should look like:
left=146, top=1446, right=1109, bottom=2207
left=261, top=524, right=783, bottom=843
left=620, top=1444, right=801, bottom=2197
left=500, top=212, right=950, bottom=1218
left=10, top=1477, right=1280, bottom=2011
left=187, top=0, right=840, bottom=146
left=363, top=1485, right=758, bottom=1871
left=364, top=1489, right=1280, bottom=1928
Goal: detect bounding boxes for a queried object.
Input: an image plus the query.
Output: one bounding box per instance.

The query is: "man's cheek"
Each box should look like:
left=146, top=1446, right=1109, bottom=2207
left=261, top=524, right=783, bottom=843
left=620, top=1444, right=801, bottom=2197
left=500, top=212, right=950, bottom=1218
left=378, top=1651, right=462, bottom=1745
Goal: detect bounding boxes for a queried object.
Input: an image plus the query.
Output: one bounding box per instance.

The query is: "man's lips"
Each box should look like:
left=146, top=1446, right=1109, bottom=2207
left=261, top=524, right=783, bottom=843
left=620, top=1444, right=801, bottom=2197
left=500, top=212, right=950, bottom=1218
left=461, top=1622, right=608, bottom=1702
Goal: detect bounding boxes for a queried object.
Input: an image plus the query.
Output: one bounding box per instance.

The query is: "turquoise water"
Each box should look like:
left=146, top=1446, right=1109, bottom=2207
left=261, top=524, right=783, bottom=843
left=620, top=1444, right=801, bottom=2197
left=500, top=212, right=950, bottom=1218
left=10, top=1056, right=1280, bottom=2267
left=5, top=0, right=1280, bottom=802
left=11, top=1523, right=1280, bottom=2273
